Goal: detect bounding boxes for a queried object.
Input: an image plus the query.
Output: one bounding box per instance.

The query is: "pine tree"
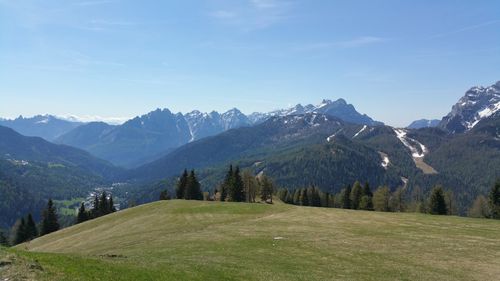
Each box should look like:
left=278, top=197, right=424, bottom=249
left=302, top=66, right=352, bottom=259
left=230, top=166, right=245, bottom=202
left=40, top=199, right=60, bottom=236
left=342, top=185, right=352, bottom=209
left=25, top=213, right=38, bottom=240
left=309, top=186, right=321, bottom=207
left=489, top=180, right=500, bottom=219
left=185, top=170, right=203, bottom=200
left=77, top=203, right=88, bottom=224
left=350, top=181, right=363, bottom=210
left=259, top=175, right=274, bottom=203
left=109, top=195, right=116, bottom=212
left=99, top=191, right=109, bottom=215
left=362, top=182, right=373, bottom=197
left=159, top=190, right=171, bottom=200
left=428, top=186, right=448, bottom=215
left=0, top=230, right=8, bottom=246
left=13, top=217, right=27, bottom=245
left=176, top=169, right=189, bottom=199
left=220, top=165, right=233, bottom=201
left=91, top=194, right=100, bottom=218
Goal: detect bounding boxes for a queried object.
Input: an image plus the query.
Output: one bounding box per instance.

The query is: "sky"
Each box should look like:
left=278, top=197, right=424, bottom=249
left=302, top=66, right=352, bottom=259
left=1, top=0, right=500, bottom=127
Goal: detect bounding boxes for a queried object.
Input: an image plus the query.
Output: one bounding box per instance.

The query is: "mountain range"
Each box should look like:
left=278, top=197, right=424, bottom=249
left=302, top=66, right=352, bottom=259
left=53, top=98, right=381, bottom=168
left=1, top=81, right=499, bottom=226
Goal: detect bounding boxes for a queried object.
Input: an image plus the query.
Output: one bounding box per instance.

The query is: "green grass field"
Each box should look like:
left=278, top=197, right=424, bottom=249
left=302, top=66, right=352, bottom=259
left=2, top=200, right=500, bottom=280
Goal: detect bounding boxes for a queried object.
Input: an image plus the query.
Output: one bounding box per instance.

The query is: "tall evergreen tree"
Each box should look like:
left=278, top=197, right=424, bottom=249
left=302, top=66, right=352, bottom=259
left=429, top=186, right=448, bottom=215
left=489, top=180, right=500, bottom=219
left=309, top=186, right=321, bottom=207
left=176, top=169, right=189, bottom=199
left=362, top=182, right=373, bottom=198
left=259, top=175, right=274, bottom=203
left=350, top=181, right=363, bottom=210
left=0, top=230, right=8, bottom=246
left=342, top=185, right=352, bottom=209
left=227, top=166, right=245, bottom=202
left=91, top=194, right=100, bottom=218
left=13, top=217, right=27, bottom=245
left=77, top=203, right=88, bottom=224
left=25, top=213, right=38, bottom=240
left=292, top=189, right=300, bottom=205
left=99, top=191, right=109, bottom=215
left=109, top=195, right=116, bottom=213
left=40, top=199, right=60, bottom=236
left=220, top=165, right=233, bottom=201
left=185, top=170, right=203, bottom=200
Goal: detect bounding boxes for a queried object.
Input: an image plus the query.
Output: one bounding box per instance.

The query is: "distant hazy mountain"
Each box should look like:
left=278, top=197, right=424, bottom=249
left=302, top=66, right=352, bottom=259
left=0, top=125, right=121, bottom=228
left=249, top=99, right=382, bottom=126
left=58, top=98, right=380, bottom=168
left=439, top=81, right=500, bottom=133
left=407, top=119, right=440, bottom=129
left=0, top=115, right=83, bottom=141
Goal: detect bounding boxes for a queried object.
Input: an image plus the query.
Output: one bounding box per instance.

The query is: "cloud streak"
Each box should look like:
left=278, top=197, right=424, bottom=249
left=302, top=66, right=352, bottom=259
left=429, top=19, right=500, bottom=39
left=295, top=36, right=386, bottom=52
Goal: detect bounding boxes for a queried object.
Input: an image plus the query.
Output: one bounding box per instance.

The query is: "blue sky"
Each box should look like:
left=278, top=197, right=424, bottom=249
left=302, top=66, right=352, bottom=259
left=1, top=0, right=499, bottom=126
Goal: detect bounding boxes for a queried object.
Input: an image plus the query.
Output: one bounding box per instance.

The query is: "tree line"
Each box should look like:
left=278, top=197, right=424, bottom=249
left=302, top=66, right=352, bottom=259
left=278, top=179, right=500, bottom=218
left=8, top=199, right=60, bottom=246
left=160, top=165, right=274, bottom=203
left=76, top=191, right=116, bottom=224
left=4, top=191, right=118, bottom=246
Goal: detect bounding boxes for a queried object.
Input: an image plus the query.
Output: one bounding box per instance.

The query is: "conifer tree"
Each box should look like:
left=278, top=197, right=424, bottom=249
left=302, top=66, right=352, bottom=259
left=309, top=186, right=321, bottom=207
left=0, top=230, right=8, bottom=246
left=220, top=165, right=233, bottom=201
left=362, top=182, right=373, bottom=198
left=185, top=170, right=203, bottom=200
left=40, top=199, right=60, bottom=236
left=91, top=194, right=100, bottom=218
left=229, top=166, right=245, bottom=202
left=109, top=195, right=116, bottom=212
left=13, top=217, right=27, bottom=245
left=429, top=186, right=448, bottom=215
left=342, top=185, right=352, bottom=209
left=176, top=169, right=189, bottom=199
left=489, top=180, right=500, bottom=219
left=77, top=203, right=88, bottom=224
left=259, top=175, right=274, bottom=203
left=99, top=191, right=109, bottom=215
left=25, top=213, right=38, bottom=240
left=350, top=181, right=363, bottom=210
left=159, top=190, right=171, bottom=200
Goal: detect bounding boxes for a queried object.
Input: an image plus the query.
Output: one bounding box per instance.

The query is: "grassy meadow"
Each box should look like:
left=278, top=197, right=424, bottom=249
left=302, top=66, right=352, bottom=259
left=2, top=200, right=500, bottom=280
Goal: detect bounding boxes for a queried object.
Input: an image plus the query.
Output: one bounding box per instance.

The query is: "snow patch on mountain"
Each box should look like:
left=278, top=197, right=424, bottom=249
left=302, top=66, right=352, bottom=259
left=394, top=128, right=427, bottom=158
left=353, top=125, right=367, bottom=138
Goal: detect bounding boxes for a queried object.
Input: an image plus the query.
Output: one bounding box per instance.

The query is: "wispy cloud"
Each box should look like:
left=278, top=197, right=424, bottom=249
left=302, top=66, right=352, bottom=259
left=74, top=0, right=117, bottom=7
left=210, top=10, right=238, bottom=20
left=209, top=0, right=293, bottom=30
left=429, top=19, right=500, bottom=39
left=295, top=36, right=386, bottom=52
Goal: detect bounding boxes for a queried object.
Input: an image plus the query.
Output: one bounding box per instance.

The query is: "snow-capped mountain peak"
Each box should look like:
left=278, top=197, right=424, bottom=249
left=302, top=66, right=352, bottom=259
left=439, top=81, right=500, bottom=133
